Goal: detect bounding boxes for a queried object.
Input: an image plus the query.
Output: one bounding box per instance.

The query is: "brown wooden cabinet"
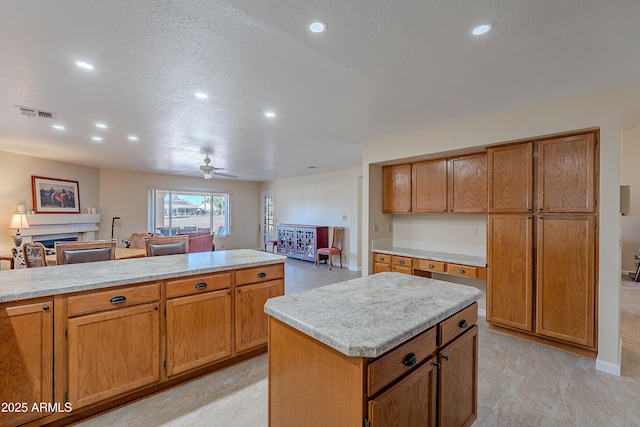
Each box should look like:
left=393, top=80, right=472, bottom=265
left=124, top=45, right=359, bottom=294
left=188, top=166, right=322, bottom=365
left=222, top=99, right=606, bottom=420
left=166, top=273, right=232, bottom=377
left=537, top=133, right=596, bottom=213
left=448, top=153, right=488, bottom=213
left=487, top=215, right=534, bottom=332
left=412, top=159, right=447, bottom=213
left=536, top=215, right=595, bottom=347
left=383, top=164, right=412, bottom=213
left=488, top=142, right=533, bottom=213
left=373, top=252, right=392, bottom=273
left=0, top=300, right=53, bottom=427
left=391, top=255, right=412, bottom=275
left=486, top=132, right=598, bottom=355
left=67, top=300, right=161, bottom=408
left=235, top=264, right=285, bottom=353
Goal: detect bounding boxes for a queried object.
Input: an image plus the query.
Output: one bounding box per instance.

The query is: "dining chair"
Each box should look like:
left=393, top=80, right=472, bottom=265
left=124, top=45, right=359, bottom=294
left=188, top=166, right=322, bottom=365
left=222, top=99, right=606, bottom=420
left=55, top=240, right=116, bottom=265
left=145, top=235, right=189, bottom=257
left=129, top=233, right=149, bottom=249
left=22, top=242, right=48, bottom=268
left=316, top=227, right=344, bottom=270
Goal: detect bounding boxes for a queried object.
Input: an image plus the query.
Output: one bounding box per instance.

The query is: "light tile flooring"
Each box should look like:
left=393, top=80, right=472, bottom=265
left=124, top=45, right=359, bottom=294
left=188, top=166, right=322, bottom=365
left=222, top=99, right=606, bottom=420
left=77, top=264, right=640, bottom=426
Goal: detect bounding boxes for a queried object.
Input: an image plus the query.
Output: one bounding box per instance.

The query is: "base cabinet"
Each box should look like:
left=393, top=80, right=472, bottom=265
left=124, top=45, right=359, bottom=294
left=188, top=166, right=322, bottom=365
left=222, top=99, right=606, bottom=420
left=236, top=279, right=284, bottom=353
left=0, top=301, right=53, bottom=427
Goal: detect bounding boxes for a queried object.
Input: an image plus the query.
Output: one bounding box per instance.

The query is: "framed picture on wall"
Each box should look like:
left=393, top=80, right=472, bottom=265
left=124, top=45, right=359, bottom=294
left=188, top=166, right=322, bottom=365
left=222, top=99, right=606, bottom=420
left=32, top=176, right=80, bottom=213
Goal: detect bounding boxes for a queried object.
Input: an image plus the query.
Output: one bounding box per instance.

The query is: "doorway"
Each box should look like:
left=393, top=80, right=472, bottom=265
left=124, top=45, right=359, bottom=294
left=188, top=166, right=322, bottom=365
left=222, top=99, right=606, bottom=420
left=261, top=190, right=275, bottom=250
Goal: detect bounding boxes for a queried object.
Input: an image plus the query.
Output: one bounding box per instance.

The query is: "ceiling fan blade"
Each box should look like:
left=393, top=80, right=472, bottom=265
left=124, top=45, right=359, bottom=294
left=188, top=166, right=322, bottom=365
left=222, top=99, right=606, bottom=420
left=213, top=171, right=238, bottom=179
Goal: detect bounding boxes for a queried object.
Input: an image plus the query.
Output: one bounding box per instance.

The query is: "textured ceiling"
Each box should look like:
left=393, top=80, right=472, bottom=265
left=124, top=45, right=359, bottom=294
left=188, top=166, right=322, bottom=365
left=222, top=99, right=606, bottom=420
left=0, top=0, right=639, bottom=181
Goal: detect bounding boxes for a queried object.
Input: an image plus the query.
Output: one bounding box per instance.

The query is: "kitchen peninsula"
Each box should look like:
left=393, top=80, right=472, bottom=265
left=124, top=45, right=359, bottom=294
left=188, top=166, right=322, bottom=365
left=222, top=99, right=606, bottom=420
left=265, top=272, right=483, bottom=427
left=0, top=249, right=285, bottom=427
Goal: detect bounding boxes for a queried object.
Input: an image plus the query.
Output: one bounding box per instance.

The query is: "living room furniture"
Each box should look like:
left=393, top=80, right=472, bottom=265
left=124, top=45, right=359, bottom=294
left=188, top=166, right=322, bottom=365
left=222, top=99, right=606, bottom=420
left=265, top=239, right=277, bottom=253
left=56, top=240, right=116, bottom=265
left=8, top=212, right=30, bottom=246
left=146, top=235, right=189, bottom=257
left=178, top=231, right=214, bottom=253
left=22, top=242, right=48, bottom=268
left=316, top=227, right=344, bottom=270
left=276, top=224, right=328, bottom=263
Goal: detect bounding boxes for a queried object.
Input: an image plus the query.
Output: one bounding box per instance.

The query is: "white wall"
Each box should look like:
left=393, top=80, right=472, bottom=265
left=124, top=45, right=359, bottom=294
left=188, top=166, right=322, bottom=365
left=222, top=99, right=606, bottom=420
left=363, top=79, right=640, bottom=373
left=99, top=169, right=261, bottom=250
left=621, top=125, right=640, bottom=272
left=0, top=151, right=100, bottom=259
left=261, top=166, right=362, bottom=270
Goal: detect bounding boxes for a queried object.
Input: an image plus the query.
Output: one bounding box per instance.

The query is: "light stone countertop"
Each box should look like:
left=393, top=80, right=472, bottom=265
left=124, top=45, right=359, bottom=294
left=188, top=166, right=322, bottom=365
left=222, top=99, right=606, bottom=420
left=264, top=272, right=483, bottom=358
left=372, top=242, right=487, bottom=267
left=0, top=249, right=286, bottom=303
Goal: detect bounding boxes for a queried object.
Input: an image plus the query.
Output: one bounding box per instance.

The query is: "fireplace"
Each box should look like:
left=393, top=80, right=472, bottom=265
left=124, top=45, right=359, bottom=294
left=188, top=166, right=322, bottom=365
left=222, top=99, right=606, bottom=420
left=20, top=214, right=101, bottom=244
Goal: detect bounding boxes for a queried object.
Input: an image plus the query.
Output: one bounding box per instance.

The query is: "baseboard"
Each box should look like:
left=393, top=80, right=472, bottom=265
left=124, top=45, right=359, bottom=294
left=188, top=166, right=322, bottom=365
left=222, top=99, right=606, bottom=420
left=596, top=355, right=621, bottom=376
left=478, top=308, right=486, bottom=317
left=349, top=265, right=362, bottom=271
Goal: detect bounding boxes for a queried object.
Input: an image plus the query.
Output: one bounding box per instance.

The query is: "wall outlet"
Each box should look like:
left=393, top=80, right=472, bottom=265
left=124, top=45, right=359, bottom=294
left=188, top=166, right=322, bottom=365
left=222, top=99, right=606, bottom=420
left=374, top=224, right=379, bottom=232
left=470, top=227, right=477, bottom=237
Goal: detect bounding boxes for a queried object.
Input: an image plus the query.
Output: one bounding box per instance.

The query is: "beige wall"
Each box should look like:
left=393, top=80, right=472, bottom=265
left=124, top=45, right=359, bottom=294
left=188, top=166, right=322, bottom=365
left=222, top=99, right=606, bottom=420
left=0, top=151, right=100, bottom=259
left=363, top=80, right=640, bottom=373
left=261, top=166, right=362, bottom=270
left=621, top=125, right=640, bottom=272
left=99, top=169, right=261, bottom=250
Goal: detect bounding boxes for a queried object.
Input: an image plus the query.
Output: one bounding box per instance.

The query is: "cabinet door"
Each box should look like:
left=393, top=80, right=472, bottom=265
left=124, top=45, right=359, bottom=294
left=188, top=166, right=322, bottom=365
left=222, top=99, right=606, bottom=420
left=448, top=153, right=488, bottom=213
left=68, top=303, right=161, bottom=408
left=235, top=279, right=284, bottom=353
left=537, top=133, right=596, bottom=213
left=488, top=143, right=533, bottom=212
left=438, top=325, right=478, bottom=427
left=536, top=215, right=595, bottom=347
left=166, top=289, right=232, bottom=377
left=487, top=215, right=534, bottom=332
left=0, top=301, right=53, bottom=426
left=368, top=360, right=437, bottom=427
left=412, top=159, right=447, bottom=213
left=383, top=164, right=412, bottom=213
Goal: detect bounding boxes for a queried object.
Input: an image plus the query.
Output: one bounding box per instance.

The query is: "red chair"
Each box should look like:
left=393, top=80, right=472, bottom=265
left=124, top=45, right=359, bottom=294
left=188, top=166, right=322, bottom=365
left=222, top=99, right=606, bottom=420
left=178, top=231, right=214, bottom=253
left=316, top=227, right=344, bottom=270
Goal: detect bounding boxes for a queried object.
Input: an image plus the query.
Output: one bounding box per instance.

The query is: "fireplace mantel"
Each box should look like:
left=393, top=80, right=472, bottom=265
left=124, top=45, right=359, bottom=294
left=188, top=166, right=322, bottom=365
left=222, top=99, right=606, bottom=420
left=21, top=214, right=101, bottom=243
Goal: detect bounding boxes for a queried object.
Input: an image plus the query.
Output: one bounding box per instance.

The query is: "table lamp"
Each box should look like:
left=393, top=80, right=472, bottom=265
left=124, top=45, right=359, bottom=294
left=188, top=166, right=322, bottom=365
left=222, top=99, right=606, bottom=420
left=8, top=213, right=30, bottom=246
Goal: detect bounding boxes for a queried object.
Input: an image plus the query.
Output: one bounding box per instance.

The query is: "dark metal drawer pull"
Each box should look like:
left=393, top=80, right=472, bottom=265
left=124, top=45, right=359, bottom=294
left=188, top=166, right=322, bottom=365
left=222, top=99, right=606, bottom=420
left=457, top=269, right=465, bottom=274
left=459, top=320, right=468, bottom=329
left=110, top=296, right=126, bottom=304
left=428, top=264, right=435, bottom=269
left=257, top=272, right=267, bottom=278
left=195, top=282, right=207, bottom=290
left=43, top=305, right=50, bottom=312
left=399, top=260, right=405, bottom=265
left=403, top=352, right=417, bottom=367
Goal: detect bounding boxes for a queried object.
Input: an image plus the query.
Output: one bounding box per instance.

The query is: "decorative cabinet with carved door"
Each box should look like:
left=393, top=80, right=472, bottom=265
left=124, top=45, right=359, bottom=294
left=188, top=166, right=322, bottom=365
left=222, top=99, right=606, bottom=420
left=276, top=224, right=328, bottom=262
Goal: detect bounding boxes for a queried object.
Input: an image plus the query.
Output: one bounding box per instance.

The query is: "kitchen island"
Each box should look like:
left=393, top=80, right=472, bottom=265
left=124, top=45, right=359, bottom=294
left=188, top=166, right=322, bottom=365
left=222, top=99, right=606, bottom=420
left=265, top=272, right=483, bottom=427
left=0, top=249, right=285, bottom=427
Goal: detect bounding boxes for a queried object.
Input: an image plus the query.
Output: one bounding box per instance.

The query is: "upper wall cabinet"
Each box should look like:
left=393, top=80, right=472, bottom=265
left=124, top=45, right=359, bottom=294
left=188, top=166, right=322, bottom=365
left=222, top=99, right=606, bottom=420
left=383, top=164, right=412, bottom=213
left=412, top=159, right=447, bottom=213
left=488, top=142, right=534, bottom=213
left=537, top=133, right=596, bottom=213
left=448, top=153, right=488, bottom=213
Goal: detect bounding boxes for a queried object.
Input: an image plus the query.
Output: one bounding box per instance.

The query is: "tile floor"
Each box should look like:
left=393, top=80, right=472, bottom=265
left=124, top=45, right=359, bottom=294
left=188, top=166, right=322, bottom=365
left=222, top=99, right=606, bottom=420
left=76, top=262, right=640, bottom=426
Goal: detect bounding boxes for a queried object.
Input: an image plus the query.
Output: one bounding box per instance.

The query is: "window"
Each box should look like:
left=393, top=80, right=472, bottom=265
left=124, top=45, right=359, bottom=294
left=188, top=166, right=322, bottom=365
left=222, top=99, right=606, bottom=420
left=149, top=189, right=230, bottom=236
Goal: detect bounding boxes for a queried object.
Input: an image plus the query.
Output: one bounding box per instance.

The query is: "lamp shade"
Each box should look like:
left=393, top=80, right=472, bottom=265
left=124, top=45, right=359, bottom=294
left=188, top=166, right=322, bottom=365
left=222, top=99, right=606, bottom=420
left=8, top=213, right=30, bottom=230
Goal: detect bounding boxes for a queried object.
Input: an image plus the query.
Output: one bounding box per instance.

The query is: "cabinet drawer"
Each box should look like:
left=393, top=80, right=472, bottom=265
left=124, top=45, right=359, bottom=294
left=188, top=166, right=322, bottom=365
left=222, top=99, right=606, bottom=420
left=373, top=263, right=391, bottom=274
left=68, top=283, right=160, bottom=317
left=439, top=302, right=478, bottom=346
left=235, top=263, right=284, bottom=286
left=445, top=263, right=478, bottom=279
left=166, top=273, right=232, bottom=298
left=392, top=265, right=413, bottom=275
left=413, top=259, right=445, bottom=272
left=367, top=327, right=437, bottom=396
left=391, top=256, right=412, bottom=268
left=373, top=253, right=391, bottom=265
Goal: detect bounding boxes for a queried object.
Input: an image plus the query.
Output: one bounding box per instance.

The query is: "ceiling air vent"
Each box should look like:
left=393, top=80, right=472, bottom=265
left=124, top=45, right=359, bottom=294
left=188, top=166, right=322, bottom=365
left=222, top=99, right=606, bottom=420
left=16, top=105, right=56, bottom=119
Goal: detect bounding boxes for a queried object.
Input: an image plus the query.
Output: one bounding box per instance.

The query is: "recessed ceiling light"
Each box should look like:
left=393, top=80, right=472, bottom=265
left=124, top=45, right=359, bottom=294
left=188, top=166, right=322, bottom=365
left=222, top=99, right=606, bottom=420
left=76, top=61, right=94, bottom=70
left=92, top=136, right=102, bottom=142
left=309, top=21, right=326, bottom=33
left=470, top=24, right=493, bottom=36
left=128, top=136, right=139, bottom=141
left=52, top=125, right=65, bottom=130
left=265, top=111, right=276, bottom=118
left=95, top=123, right=107, bottom=129
left=195, top=92, right=208, bottom=99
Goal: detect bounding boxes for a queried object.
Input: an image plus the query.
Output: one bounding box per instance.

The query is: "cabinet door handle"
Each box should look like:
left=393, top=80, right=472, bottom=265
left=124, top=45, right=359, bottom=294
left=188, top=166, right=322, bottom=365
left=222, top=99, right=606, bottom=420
left=226, top=291, right=231, bottom=295
left=428, top=264, right=435, bottom=269
left=257, top=272, right=267, bottom=278
left=459, top=320, right=468, bottom=329
left=110, top=296, right=126, bottom=304
left=442, top=354, right=449, bottom=361
left=195, top=282, right=207, bottom=290
left=153, top=306, right=159, bottom=311
left=433, top=362, right=441, bottom=369
left=403, top=352, right=417, bottom=367
left=237, top=289, right=241, bottom=293
left=457, top=268, right=465, bottom=274
left=43, top=305, right=50, bottom=312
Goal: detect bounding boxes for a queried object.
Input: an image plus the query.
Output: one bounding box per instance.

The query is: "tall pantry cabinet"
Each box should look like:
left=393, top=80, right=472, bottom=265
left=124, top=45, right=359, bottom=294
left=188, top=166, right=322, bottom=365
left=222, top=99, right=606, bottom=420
left=487, top=133, right=598, bottom=354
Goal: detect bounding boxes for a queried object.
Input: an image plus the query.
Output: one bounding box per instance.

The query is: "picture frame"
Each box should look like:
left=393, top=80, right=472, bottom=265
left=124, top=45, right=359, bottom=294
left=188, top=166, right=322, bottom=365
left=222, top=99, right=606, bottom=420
left=32, top=176, right=80, bottom=213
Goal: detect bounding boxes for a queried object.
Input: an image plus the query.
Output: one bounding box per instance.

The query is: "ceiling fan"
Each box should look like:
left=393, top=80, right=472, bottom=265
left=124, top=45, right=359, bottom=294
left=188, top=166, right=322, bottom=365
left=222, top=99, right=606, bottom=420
left=199, top=154, right=237, bottom=179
